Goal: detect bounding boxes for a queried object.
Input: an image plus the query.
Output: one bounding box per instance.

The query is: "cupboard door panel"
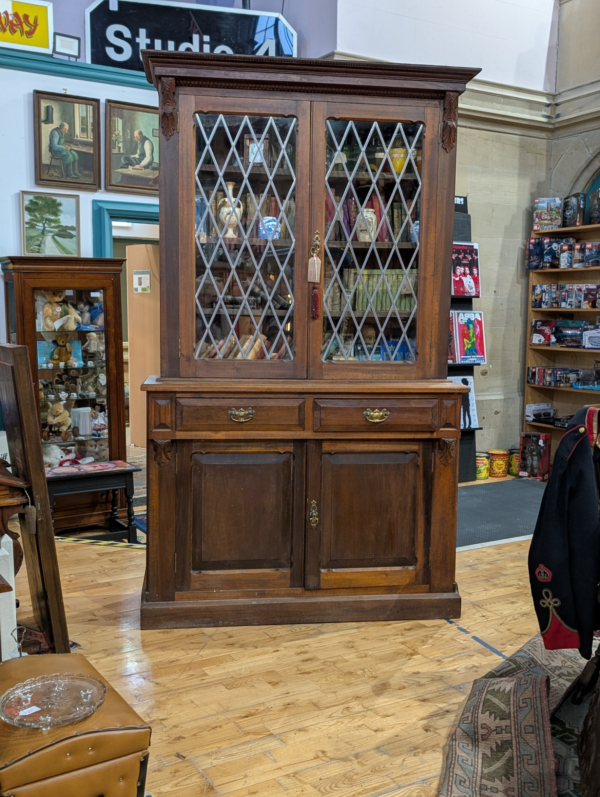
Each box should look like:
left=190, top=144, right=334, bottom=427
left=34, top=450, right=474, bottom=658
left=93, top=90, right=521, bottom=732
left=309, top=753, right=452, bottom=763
left=308, top=443, right=427, bottom=589
left=186, top=443, right=305, bottom=591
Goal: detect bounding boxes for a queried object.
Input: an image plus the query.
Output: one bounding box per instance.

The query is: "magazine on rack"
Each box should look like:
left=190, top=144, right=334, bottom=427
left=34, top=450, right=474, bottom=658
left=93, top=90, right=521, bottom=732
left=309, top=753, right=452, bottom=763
left=451, top=243, right=481, bottom=297
left=453, top=310, right=486, bottom=364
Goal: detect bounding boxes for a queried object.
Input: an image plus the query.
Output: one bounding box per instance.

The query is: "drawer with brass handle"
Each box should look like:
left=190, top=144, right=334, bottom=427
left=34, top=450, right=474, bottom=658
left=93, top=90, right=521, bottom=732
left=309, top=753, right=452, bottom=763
left=176, top=398, right=305, bottom=431
left=228, top=407, right=255, bottom=423
left=313, top=398, right=438, bottom=432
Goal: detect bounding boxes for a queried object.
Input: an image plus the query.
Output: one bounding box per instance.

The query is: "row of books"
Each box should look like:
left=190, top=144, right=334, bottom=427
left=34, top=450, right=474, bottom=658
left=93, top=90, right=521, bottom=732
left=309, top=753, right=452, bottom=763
left=532, top=192, right=600, bottom=231
left=448, top=310, right=486, bottom=365
left=323, top=268, right=418, bottom=314
left=532, top=283, right=600, bottom=309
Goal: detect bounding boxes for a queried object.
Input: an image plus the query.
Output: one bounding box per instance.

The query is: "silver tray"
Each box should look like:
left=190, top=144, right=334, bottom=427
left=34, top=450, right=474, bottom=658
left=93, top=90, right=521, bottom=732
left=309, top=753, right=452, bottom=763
left=0, top=673, right=106, bottom=729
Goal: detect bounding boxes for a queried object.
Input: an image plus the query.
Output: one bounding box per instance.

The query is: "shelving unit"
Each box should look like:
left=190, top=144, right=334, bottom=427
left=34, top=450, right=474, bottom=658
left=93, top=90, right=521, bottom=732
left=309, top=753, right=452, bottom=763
left=524, top=223, right=600, bottom=456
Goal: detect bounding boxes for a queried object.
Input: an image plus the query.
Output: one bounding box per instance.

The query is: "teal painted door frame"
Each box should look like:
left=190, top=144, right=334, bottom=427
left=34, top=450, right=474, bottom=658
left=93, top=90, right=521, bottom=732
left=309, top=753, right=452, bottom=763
left=92, top=200, right=159, bottom=257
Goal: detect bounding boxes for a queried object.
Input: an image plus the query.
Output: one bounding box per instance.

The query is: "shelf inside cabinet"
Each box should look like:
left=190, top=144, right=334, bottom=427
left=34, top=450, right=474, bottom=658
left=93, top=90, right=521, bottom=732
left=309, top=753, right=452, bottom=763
left=326, top=241, right=417, bottom=250
left=41, top=436, right=108, bottom=447
left=197, top=164, right=294, bottom=179
left=525, top=421, right=565, bottom=432
left=326, top=310, right=414, bottom=320
left=327, top=170, right=419, bottom=183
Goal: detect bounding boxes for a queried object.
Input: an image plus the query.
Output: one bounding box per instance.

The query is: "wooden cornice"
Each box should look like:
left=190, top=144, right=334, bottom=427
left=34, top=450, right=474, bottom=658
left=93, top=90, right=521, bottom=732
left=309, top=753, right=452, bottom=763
left=142, top=51, right=481, bottom=99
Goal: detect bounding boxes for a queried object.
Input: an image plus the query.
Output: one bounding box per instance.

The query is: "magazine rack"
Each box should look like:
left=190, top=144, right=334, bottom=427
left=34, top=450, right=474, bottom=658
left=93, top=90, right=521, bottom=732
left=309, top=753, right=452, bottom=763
left=140, top=52, right=480, bottom=628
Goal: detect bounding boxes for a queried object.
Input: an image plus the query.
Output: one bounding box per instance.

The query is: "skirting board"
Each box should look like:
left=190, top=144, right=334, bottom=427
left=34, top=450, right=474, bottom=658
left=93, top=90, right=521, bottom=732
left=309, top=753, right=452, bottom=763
left=140, top=587, right=461, bottom=629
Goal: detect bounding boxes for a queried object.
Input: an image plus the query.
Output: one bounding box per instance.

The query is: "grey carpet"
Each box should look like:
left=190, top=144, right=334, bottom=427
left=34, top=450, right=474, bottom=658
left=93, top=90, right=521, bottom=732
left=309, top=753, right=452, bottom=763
left=457, top=479, right=546, bottom=548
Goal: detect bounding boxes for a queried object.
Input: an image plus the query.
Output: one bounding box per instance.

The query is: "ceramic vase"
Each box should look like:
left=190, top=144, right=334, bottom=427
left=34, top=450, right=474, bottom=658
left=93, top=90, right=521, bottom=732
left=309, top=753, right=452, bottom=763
left=218, top=182, right=243, bottom=239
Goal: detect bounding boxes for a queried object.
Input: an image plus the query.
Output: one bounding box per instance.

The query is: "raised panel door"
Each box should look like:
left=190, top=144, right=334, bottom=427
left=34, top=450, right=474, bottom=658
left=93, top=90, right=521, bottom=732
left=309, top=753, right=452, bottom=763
left=178, top=441, right=305, bottom=591
left=305, top=441, right=428, bottom=590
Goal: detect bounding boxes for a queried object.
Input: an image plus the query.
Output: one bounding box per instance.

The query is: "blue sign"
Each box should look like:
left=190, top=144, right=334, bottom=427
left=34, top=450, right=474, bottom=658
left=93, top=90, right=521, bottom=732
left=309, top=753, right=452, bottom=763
left=86, top=0, right=296, bottom=71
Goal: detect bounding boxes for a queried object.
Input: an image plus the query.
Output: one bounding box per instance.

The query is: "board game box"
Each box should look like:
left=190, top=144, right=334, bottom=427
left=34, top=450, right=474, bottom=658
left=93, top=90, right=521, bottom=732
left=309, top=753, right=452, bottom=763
left=533, top=198, right=563, bottom=231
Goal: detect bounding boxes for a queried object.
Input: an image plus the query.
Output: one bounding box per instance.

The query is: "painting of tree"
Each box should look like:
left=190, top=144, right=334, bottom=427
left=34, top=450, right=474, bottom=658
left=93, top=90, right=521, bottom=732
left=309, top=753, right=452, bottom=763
left=21, top=192, right=79, bottom=256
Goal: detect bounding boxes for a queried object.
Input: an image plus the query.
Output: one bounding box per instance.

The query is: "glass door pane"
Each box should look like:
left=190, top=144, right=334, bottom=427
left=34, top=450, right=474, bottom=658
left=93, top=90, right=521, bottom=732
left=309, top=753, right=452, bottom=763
left=322, top=119, right=423, bottom=364
left=36, top=288, right=109, bottom=463
left=194, top=113, right=297, bottom=363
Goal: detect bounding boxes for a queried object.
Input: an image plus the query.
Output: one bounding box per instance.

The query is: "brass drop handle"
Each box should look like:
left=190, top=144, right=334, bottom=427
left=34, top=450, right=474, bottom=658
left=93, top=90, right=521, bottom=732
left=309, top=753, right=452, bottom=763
left=364, top=408, right=390, bottom=423
left=228, top=407, right=255, bottom=423
left=309, top=500, right=319, bottom=528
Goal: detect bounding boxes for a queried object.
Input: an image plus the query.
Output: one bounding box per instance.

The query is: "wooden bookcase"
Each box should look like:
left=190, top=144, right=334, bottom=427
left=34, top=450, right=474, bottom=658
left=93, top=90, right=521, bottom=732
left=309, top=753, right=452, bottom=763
left=140, top=52, right=480, bottom=628
left=525, top=224, right=600, bottom=457
left=1, top=256, right=127, bottom=532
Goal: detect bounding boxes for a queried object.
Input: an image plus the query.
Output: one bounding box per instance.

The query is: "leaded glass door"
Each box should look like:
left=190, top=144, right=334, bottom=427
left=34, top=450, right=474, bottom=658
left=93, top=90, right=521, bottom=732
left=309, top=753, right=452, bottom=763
left=191, top=99, right=310, bottom=378
left=310, top=103, right=439, bottom=379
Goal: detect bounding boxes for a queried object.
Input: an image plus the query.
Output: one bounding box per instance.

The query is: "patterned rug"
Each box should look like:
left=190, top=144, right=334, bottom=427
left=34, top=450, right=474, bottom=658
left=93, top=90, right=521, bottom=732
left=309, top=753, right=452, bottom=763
left=439, top=635, right=588, bottom=797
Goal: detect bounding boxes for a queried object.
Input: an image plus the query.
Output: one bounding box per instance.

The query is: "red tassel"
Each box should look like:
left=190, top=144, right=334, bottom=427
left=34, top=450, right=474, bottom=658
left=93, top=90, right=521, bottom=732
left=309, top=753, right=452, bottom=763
left=311, top=284, right=320, bottom=320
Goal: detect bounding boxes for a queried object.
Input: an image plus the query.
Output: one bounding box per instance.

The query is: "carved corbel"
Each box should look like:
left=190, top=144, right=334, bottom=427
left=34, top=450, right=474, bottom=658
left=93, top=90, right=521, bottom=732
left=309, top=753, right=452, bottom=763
left=152, top=439, right=172, bottom=467
left=442, top=91, right=459, bottom=153
left=438, top=438, right=458, bottom=465
left=160, top=77, right=177, bottom=140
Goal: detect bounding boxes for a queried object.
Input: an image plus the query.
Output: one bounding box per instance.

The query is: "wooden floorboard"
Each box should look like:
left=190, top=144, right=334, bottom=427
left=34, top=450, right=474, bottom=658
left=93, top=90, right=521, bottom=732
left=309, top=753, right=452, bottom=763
left=14, top=539, right=537, bottom=797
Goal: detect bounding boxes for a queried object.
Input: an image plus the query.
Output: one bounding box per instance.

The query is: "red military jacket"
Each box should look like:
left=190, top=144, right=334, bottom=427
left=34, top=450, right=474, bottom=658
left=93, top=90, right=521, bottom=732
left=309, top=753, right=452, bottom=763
left=528, top=406, right=600, bottom=659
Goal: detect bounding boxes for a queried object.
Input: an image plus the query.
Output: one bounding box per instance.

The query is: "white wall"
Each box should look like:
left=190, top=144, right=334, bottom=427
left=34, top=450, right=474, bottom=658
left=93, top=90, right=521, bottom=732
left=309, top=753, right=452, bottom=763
left=0, top=68, right=159, bottom=261
left=336, top=0, right=559, bottom=91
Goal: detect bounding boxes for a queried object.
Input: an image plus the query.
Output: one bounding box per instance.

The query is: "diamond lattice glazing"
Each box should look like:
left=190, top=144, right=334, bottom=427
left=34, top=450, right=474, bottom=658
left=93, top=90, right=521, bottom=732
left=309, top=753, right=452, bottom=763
left=194, top=113, right=297, bottom=362
left=322, top=119, right=423, bottom=363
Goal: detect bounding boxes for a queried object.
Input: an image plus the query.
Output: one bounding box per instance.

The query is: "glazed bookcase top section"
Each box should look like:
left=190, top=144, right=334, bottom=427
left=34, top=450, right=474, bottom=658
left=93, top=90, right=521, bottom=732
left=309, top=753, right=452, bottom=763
left=142, top=52, right=481, bottom=97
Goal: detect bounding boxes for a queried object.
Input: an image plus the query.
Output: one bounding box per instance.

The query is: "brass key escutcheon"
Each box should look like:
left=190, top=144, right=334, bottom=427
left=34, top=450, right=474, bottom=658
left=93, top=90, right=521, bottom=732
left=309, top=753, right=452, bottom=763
left=309, top=500, right=319, bottom=528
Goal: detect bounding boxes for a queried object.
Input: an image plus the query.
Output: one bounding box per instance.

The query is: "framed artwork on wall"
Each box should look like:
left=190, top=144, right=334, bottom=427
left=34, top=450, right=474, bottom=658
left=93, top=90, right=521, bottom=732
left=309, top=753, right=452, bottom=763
left=20, top=191, right=80, bottom=256
left=34, top=91, right=101, bottom=190
left=105, top=101, right=159, bottom=194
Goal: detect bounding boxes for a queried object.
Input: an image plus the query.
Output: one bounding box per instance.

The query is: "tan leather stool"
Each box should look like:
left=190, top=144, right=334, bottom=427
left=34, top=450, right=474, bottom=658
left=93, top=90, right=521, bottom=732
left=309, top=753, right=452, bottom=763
left=0, top=654, right=151, bottom=796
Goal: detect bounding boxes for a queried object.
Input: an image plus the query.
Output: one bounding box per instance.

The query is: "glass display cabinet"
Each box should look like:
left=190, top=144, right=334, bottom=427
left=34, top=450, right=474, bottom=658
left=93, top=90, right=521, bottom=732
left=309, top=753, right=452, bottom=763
left=1, top=257, right=126, bottom=532
left=141, top=53, right=480, bottom=628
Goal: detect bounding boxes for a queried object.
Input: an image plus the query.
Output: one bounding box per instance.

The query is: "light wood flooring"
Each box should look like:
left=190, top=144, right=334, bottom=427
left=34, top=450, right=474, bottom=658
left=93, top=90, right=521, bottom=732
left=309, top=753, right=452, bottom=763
left=15, top=539, right=537, bottom=797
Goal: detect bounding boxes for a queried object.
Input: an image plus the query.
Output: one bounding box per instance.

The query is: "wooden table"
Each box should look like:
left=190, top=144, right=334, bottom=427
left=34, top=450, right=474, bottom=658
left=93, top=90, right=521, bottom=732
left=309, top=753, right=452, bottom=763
left=116, top=167, right=159, bottom=189
left=46, top=461, right=141, bottom=543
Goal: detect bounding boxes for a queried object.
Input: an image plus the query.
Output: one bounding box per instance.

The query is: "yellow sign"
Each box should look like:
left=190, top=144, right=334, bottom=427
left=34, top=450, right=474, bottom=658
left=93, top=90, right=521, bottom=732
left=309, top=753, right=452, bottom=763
left=0, top=0, right=53, bottom=53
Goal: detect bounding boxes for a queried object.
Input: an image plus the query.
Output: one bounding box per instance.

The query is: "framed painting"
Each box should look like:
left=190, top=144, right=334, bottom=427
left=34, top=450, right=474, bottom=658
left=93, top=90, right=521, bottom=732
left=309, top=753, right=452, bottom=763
left=20, top=191, right=80, bottom=256
left=105, top=101, right=159, bottom=194
left=34, top=91, right=100, bottom=190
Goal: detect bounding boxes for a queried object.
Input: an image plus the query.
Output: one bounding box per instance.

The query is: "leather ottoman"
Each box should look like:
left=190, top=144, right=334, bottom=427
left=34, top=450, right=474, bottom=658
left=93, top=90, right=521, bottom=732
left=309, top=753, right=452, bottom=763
left=0, top=653, right=151, bottom=796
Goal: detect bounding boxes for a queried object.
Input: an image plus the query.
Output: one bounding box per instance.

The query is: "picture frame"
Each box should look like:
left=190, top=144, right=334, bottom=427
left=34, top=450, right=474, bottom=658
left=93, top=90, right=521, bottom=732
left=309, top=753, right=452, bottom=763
left=105, top=100, right=159, bottom=195
left=243, top=134, right=271, bottom=168
left=20, top=190, right=81, bottom=257
left=34, top=90, right=101, bottom=191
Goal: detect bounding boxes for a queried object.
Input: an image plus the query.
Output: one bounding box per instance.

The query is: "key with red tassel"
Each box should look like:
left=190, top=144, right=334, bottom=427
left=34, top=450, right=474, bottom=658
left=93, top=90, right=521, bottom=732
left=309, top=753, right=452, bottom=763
left=308, top=231, right=322, bottom=320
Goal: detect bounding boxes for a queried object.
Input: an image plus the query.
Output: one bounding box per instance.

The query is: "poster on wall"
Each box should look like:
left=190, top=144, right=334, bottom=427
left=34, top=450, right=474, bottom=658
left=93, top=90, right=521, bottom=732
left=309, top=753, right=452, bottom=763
left=451, top=243, right=481, bottom=297
left=105, top=101, right=159, bottom=194
left=0, top=0, right=53, bottom=54
left=448, top=375, right=479, bottom=430
left=33, top=91, right=101, bottom=191
left=20, top=191, right=80, bottom=257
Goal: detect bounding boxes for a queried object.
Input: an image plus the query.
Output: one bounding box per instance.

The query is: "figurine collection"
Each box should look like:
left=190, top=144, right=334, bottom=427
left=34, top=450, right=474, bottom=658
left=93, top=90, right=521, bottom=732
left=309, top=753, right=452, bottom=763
left=35, top=288, right=109, bottom=466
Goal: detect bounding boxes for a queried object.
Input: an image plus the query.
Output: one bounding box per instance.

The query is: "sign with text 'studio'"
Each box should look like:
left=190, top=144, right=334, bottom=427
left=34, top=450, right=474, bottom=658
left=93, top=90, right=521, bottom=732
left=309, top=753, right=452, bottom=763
left=86, top=0, right=296, bottom=71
